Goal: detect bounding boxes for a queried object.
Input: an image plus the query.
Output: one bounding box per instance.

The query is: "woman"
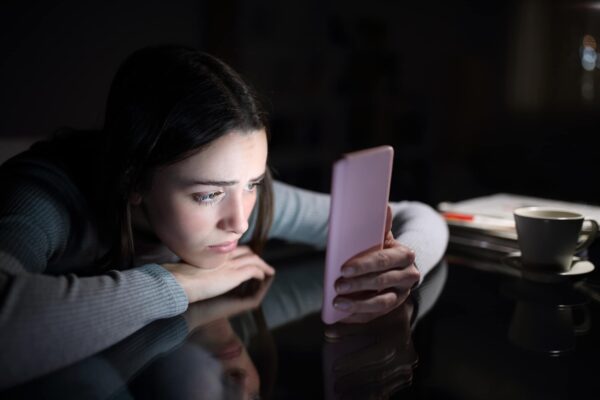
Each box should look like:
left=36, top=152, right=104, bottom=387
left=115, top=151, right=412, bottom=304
left=0, top=45, right=448, bottom=389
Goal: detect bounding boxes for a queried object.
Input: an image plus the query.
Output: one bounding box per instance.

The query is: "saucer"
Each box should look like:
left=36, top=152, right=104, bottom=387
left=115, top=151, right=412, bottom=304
left=502, top=252, right=595, bottom=279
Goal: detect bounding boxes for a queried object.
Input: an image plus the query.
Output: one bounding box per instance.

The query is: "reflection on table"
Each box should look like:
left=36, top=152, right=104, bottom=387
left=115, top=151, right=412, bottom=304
left=9, top=243, right=600, bottom=399
left=423, top=251, right=600, bottom=399
left=2, top=249, right=447, bottom=399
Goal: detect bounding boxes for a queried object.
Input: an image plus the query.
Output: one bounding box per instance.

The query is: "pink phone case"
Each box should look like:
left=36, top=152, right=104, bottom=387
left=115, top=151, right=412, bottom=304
left=322, top=146, right=394, bottom=324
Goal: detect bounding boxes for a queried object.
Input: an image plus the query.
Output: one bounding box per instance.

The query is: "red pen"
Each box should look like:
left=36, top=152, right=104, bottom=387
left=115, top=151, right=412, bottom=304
left=442, top=212, right=515, bottom=227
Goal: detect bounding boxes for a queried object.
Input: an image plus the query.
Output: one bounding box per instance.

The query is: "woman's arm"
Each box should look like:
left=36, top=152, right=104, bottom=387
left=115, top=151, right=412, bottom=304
left=389, top=201, right=449, bottom=281
left=264, top=180, right=448, bottom=323
left=0, top=172, right=188, bottom=389
left=266, top=180, right=448, bottom=279
left=0, top=263, right=188, bottom=389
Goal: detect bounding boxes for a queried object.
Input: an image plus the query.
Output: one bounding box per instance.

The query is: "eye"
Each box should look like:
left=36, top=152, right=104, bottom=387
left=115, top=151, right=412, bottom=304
left=245, top=180, right=263, bottom=192
left=193, top=191, right=225, bottom=205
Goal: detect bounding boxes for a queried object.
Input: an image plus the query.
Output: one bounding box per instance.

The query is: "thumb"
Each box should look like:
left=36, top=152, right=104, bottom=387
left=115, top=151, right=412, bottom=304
left=384, top=205, right=397, bottom=248
left=385, top=204, right=393, bottom=234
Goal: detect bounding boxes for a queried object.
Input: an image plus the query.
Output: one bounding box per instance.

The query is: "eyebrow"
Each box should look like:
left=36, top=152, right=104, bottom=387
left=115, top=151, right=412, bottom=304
left=182, top=172, right=266, bottom=187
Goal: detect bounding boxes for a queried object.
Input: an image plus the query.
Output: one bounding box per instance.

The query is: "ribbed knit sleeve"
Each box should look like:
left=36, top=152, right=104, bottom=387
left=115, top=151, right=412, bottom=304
left=389, top=201, right=449, bottom=281
left=0, top=166, right=188, bottom=389
left=268, top=181, right=331, bottom=248
left=267, top=180, right=448, bottom=279
left=0, top=264, right=188, bottom=388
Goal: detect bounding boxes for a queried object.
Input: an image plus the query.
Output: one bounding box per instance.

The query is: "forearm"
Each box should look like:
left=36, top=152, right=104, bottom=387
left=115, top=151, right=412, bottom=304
left=266, top=181, right=330, bottom=247
left=0, top=263, right=188, bottom=389
left=266, top=181, right=448, bottom=280
left=390, top=201, right=449, bottom=282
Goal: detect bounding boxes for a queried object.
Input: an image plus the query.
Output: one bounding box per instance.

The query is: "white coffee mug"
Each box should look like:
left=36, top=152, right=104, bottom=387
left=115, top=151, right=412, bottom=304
left=513, top=207, right=598, bottom=272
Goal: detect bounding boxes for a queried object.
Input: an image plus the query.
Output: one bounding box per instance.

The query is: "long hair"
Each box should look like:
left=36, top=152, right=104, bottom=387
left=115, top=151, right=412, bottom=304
left=100, top=45, right=273, bottom=268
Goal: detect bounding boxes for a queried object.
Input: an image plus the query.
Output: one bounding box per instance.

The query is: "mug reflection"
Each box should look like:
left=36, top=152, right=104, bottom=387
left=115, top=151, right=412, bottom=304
left=503, top=278, right=591, bottom=355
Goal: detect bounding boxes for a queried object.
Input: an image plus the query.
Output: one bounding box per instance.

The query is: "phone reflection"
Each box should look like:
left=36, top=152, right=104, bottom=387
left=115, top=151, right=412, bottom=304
left=322, top=261, right=447, bottom=400
left=323, top=300, right=418, bottom=399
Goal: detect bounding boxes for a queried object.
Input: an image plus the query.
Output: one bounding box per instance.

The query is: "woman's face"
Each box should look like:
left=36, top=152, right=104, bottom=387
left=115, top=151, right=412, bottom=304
left=138, top=129, right=268, bottom=268
left=192, top=319, right=261, bottom=399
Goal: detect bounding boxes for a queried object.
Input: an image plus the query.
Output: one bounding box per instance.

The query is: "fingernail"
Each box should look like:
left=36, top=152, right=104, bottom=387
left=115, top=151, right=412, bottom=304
left=341, top=266, right=355, bottom=277
left=324, top=329, right=341, bottom=342
left=334, top=299, right=352, bottom=311
left=336, top=282, right=351, bottom=293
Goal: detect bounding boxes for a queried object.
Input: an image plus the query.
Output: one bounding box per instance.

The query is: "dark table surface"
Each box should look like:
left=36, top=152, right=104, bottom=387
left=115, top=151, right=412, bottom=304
left=4, top=246, right=600, bottom=399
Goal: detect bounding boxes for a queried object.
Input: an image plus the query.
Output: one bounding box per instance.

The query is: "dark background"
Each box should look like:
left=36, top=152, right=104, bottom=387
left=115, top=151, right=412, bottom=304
left=2, top=0, right=599, bottom=207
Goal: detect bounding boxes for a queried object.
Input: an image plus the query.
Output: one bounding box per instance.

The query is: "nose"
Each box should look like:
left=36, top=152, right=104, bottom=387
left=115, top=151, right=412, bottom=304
left=224, top=368, right=247, bottom=384
left=218, top=192, right=249, bottom=234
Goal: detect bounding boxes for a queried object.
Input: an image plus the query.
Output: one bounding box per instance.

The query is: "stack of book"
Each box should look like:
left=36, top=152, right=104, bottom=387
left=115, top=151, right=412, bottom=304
left=438, top=193, right=600, bottom=261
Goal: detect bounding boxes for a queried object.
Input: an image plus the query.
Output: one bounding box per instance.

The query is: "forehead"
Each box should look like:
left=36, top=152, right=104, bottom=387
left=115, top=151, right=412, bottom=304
left=166, top=129, right=268, bottom=178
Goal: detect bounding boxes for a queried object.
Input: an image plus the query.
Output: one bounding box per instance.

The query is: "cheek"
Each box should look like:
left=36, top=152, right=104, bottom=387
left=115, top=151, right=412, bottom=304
left=244, top=193, right=258, bottom=218
left=173, top=204, right=216, bottom=240
left=151, top=197, right=215, bottom=242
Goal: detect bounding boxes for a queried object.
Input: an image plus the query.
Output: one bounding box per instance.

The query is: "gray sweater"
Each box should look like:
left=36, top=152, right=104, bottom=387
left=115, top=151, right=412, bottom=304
left=0, top=148, right=448, bottom=389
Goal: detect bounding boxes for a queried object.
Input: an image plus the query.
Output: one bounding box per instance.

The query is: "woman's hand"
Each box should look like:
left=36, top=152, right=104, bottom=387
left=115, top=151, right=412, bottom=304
left=162, top=246, right=275, bottom=303
left=333, top=207, right=420, bottom=323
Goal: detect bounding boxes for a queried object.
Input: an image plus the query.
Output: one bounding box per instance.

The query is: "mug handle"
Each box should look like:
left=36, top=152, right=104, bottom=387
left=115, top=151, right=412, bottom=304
left=572, top=304, right=591, bottom=335
left=575, top=219, right=599, bottom=252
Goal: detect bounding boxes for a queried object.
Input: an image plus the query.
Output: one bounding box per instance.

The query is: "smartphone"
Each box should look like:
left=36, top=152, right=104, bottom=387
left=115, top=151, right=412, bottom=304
left=322, top=146, right=394, bottom=324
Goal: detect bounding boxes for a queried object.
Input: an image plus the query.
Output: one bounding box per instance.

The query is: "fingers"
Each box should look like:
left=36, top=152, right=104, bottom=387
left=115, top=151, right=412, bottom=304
left=384, top=230, right=396, bottom=248
left=230, top=258, right=275, bottom=279
left=334, top=288, right=410, bottom=316
left=223, top=260, right=273, bottom=289
left=333, top=256, right=418, bottom=325
left=247, top=255, right=275, bottom=276
left=230, top=245, right=253, bottom=258
left=341, top=245, right=416, bottom=278
left=204, top=262, right=272, bottom=301
left=230, top=264, right=269, bottom=285
left=164, top=248, right=275, bottom=303
left=227, top=246, right=275, bottom=276
left=336, top=265, right=420, bottom=294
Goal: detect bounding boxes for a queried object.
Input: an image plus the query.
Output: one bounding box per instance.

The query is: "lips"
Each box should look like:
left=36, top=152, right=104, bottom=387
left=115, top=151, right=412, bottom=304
left=216, top=342, right=243, bottom=360
left=208, top=240, right=238, bottom=253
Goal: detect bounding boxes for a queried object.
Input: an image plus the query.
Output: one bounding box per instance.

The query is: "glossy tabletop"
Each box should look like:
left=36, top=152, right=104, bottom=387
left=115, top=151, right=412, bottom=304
left=3, top=246, right=600, bottom=399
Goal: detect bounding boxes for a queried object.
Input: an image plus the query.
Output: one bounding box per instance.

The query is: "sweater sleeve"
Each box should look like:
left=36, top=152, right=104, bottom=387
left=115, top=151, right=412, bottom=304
left=267, top=180, right=448, bottom=280
left=389, top=201, right=449, bottom=281
left=0, top=172, right=188, bottom=389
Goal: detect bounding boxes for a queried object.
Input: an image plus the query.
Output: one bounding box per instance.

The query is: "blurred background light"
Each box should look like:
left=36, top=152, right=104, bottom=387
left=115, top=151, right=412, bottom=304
left=581, top=35, right=598, bottom=71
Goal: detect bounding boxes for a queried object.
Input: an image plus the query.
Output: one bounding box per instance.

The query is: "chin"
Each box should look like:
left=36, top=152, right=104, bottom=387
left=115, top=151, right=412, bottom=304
left=182, top=251, right=230, bottom=269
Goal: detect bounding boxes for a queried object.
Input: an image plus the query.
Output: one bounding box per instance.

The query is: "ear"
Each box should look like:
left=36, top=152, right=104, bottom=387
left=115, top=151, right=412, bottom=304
left=129, top=192, right=142, bottom=206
